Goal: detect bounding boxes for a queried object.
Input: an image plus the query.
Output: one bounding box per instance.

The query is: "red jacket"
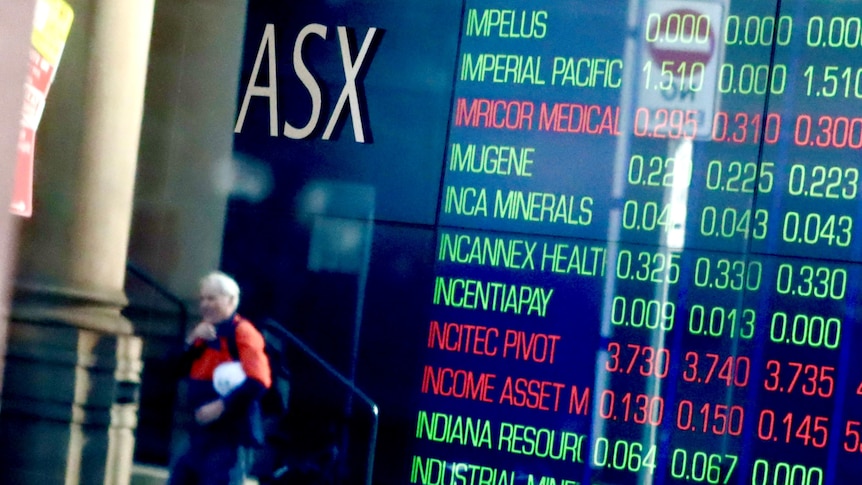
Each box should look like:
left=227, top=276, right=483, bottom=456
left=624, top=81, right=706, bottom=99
left=181, top=314, right=272, bottom=447
left=188, top=314, right=272, bottom=389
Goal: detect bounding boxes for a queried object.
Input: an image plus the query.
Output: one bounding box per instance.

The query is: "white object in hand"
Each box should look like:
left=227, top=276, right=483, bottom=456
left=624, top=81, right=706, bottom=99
left=213, top=361, right=246, bottom=396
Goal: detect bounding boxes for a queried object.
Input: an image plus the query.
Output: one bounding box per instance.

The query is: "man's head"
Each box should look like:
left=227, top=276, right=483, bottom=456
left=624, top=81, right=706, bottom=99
left=199, top=271, right=240, bottom=323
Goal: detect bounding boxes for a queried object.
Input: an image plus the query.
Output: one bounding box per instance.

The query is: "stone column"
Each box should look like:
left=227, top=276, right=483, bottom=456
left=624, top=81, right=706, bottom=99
left=132, top=0, right=249, bottom=297
left=0, top=0, right=154, bottom=484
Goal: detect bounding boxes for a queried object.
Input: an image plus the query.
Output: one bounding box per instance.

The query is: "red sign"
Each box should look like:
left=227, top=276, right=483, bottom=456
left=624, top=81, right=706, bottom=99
left=13, top=50, right=54, bottom=217
left=11, top=0, right=73, bottom=217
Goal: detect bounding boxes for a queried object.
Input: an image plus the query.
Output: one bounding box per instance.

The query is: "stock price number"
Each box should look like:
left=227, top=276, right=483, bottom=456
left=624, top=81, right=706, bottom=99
left=669, top=449, right=737, bottom=484
left=610, top=296, right=675, bottom=331
left=622, top=200, right=673, bottom=233
left=591, top=438, right=657, bottom=475
left=718, top=63, right=787, bottom=96
left=681, top=352, right=750, bottom=388
left=803, top=65, right=862, bottom=98
left=700, top=206, right=768, bottom=240
left=757, top=410, right=829, bottom=448
left=750, top=459, right=824, bottom=485
left=627, top=154, right=691, bottom=188
left=724, top=14, right=791, bottom=47
left=704, top=160, right=774, bottom=194
left=642, top=60, right=706, bottom=93
left=597, top=390, right=664, bottom=426
left=642, top=9, right=711, bottom=96
left=604, top=342, right=670, bottom=379
left=775, top=263, right=847, bottom=300
left=843, top=420, right=862, bottom=453
left=794, top=114, right=862, bottom=149
left=763, top=360, right=835, bottom=398
left=782, top=211, right=852, bottom=247
left=769, top=312, right=842, bottom=350
left=693, top=257, right=763, bottom=292
left=806, top=15, right=862, bottom=49
left=645, top=10, right=712, bottom=45
left=711, top=111, right=781, bottom=145
left=615, top=249, right=680, bottom=284
left=633, top=108, right=698, bottom=140
left=688, top=304, right=755, bottom=339
left=786, top=163, right=859, bottom=200
left=676, top=400, right=744, bottom=437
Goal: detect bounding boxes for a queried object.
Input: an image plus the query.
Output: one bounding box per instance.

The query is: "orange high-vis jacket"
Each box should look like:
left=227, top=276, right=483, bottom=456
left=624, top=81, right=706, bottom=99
left=188, top=314, right=272, bottom=389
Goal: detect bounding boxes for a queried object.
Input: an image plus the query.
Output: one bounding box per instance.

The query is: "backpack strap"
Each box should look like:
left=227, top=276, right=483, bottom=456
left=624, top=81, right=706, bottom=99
left=223, top=321, right=241, bottom=361
left=220, top=319, right=267, bottom=448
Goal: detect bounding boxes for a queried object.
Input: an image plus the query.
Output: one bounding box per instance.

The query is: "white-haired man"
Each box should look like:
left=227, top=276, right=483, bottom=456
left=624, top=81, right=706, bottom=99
left=169, top=271, right=271, bottom=485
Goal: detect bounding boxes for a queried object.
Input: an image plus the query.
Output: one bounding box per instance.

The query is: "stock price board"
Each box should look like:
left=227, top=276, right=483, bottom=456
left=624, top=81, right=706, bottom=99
left=230, top=1, right=862, bottom=484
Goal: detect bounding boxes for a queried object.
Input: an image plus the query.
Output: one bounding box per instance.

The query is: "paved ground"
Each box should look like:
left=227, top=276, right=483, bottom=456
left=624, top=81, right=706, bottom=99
left=131, top=463, right=259, bottom=485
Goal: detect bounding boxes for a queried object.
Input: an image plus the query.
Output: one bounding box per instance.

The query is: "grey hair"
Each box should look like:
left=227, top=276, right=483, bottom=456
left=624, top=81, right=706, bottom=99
left=200, top=271, right=241, bottom=308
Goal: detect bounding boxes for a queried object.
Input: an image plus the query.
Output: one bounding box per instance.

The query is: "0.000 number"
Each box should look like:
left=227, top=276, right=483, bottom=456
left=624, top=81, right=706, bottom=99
left=807, top=16, right=862, bottom=49
left=725, top=15, right=791, bottom=47
left=751, top=459, right=823, bottom=485
left=769, top=312, right=841, bottom=349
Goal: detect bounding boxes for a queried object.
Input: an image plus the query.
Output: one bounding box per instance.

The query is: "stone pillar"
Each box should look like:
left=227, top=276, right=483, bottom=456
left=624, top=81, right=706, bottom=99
left=132, top=0, right=249, bottom=297
left=0, top=0, right=154, bottom=484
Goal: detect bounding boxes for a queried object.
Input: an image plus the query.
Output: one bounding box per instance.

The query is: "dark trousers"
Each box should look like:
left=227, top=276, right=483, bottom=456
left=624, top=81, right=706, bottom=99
left=167, top=436, right=249, bottom=485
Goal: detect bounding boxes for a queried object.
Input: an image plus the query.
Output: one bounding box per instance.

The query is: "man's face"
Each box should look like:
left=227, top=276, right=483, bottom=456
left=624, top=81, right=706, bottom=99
left=199, top=285, right=235, bottom=323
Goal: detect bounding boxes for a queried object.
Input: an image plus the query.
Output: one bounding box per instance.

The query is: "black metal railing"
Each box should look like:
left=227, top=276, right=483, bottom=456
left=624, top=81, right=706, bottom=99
left=125, top=261, right=189, bottom=340
left=260, top=318, right=379, bottom=485
left=124, top=262, right=191, bottom=466
left=122, top=265, right=378, bottom=483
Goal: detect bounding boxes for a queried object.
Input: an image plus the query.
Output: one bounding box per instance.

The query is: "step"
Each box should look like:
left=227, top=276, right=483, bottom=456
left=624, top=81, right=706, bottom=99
left=132, top=463, right=259, bottom=485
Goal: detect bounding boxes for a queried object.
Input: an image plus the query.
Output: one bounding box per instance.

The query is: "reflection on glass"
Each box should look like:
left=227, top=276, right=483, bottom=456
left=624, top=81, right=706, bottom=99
left=228, top=0, right=862, bottom=483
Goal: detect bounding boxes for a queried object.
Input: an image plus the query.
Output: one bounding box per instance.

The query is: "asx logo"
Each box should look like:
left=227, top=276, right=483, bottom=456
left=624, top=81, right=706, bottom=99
left=234, top=23, right=383, bottom=143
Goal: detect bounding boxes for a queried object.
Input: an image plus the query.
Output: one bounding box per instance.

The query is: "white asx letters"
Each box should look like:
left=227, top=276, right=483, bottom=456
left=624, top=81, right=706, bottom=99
left=234, top=23, right=382, bottom=143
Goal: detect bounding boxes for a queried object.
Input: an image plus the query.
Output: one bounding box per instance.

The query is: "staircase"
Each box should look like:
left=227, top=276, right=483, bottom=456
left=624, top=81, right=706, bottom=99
left=123, top=264, right=379, bottom=484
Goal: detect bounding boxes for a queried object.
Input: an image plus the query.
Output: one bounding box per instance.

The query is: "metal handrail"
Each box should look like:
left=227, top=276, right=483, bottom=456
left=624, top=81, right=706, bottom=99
left=125, top=261, right=189, bottom=340
left=260, top=318, right=379, bottom=485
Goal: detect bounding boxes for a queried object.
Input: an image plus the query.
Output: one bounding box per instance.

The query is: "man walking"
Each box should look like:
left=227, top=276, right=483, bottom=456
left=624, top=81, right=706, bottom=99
left=169, top=271, right=271, bottom=485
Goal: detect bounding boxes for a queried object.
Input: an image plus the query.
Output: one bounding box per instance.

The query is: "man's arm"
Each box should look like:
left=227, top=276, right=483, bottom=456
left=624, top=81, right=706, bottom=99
left=195, top=377, right=266, bottom=424
left=222, top=320, right=272, bottom=415
left=171, top=321, right=218, bottom=377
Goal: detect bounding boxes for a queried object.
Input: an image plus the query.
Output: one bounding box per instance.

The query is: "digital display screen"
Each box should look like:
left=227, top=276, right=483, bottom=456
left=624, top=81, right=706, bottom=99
left=227, top=1, right=862, bottom=484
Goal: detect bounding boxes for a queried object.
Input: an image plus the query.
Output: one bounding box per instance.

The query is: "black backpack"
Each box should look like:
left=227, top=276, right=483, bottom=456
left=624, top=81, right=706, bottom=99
left=223, top=324, right=289, bottom=447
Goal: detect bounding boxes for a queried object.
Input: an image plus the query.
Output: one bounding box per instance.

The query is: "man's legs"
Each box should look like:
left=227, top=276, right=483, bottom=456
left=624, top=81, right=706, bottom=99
left=166, top=448, right=198, bottom=485
left=167, top=439, right=246, bottom=485
left=198, top=442, right=246, bottom=485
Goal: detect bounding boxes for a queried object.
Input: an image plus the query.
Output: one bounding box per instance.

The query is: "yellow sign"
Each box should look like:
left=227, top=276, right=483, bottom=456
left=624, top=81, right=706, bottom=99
left=31, top=0, right=74, bottom=66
